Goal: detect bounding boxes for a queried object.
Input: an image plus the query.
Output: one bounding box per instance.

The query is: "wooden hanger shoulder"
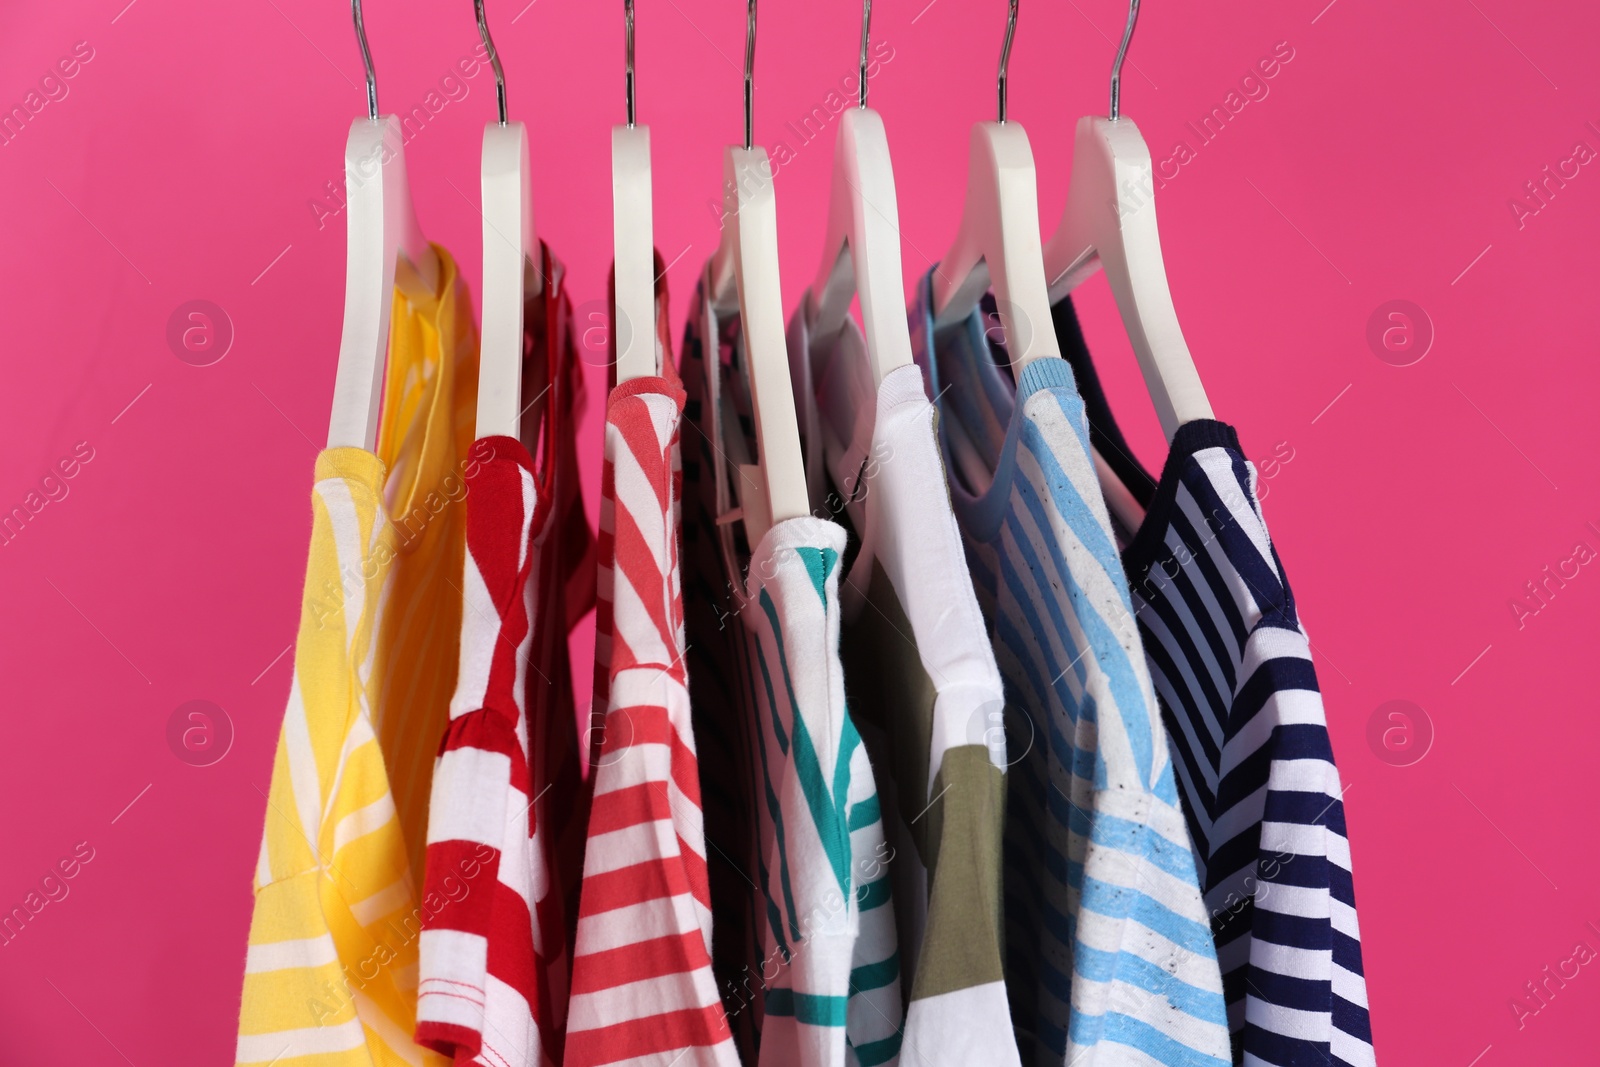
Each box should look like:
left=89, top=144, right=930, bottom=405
left=709, top=145, right=809, bottom=546
left=328, top=115, right=439, bottom=451
left=808, top=107, right=913, bottom=388
left=613, top=123, right=657, bottom=384
left=1043, top=115, right=1212, bottom=439
left=475, top=120, right=538, bottom=442
left=932, top=120, right=1060, bottom=375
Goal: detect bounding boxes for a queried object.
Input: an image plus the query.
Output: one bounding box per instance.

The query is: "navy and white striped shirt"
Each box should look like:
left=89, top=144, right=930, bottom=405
left=1055, top=297, right=1376, bottom=1067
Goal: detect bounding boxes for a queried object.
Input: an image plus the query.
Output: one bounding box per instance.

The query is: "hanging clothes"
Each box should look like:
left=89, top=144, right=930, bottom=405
left=237, top=245, right=478, bottom=1067
left=786, top=301, right=1019, bottom=1067
left=907, top=271, right=1232, bottom=1067
left=370, top=248, right=483, bottom=889
left=1052, top=297, right=1376, bottom=1067
left=415, top=245, right=595, bottom=1067
left=563, top=263, right=741, bottom=1067
left=680, top=267, right=904, bottom=1067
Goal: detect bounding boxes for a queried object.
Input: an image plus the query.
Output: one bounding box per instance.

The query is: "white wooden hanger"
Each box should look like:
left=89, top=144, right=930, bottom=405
left=708, top=0, right=808, bottom=547
left=807, top=0, right=911, bottom=389
left=614, top=0, right=657, bottom=384
left=473, top=0, right=541, bottom=442
left=328, top=0, right=442, bottom=451
left=1041, top=0, right=1212, bottom=440
left=931, top=0, right=1060, bottom=375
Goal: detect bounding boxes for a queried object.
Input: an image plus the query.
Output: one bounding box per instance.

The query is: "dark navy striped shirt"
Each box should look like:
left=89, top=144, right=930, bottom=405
left=1054, top=296, right=1376, bottom=1067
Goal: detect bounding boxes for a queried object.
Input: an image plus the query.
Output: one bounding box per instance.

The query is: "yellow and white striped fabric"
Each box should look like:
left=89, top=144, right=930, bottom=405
left=238, top=248, right=478, bottom=1067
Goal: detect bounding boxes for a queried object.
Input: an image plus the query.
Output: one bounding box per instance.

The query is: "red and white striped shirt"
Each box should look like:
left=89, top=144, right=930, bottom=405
left=417, top=249, right=594, bottom=1067
left=563, top=284, right=739, bottom=1067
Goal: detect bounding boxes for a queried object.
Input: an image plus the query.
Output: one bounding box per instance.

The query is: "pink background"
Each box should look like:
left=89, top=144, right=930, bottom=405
left=1, top=0, right=1596, bottom=1062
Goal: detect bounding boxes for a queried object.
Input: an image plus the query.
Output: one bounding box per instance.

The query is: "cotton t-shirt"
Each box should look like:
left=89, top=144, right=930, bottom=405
left=371, top=247, right=481, bottom=887
left=788, top=300, right=1019, bottom=1067
left=681, top=268, right=904, bottom=1067
left=1052, top=295, right=1377, bottom=1067
left=563, top=271, right=741, bottom=1067
left=239, top=245, right=479, bottom=1067
left=416, top=245, right=596, bottom=1067
left=909, top=270, right=1232, bottom=1067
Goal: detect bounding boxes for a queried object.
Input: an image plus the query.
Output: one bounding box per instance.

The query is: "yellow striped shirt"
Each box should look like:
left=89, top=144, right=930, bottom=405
left=238, top=248, right=478, bottom=1067
left=371, top=248, right=479, bottom=889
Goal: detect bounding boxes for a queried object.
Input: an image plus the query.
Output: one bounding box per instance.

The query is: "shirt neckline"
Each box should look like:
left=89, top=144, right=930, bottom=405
left=1050, top=296, right=1161, bottom=510
left=378, top=242, right=460, bottom=532
left=913, top=275, right=1255, bottom=584
left=911, top=269, right=1086, bottom=545
left=1044, top=297, right=1250, bottom=586
left=465, top=244, right=574, bottom=546
left=1117, top=418, right=1245, bottom=587
left=314, top=446, right=388, bottom=498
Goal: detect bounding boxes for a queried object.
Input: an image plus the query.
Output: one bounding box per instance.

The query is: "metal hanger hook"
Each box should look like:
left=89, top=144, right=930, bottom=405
left=474, top=0, right=509, bottom=125
left=858, top=0, right=872, bottom=109
left=1109, top=0, right=1139, bottom=121
left=743, top=0, right=757, bottom=149
left=997, top=0, right=1018, bottom=123
left=352, top=0, right=378, bottom=119
left=625, top=0, right=637, bottom=126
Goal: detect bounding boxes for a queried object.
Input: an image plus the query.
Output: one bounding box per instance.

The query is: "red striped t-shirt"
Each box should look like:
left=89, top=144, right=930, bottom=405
left=416, top=247, right=594, bottom=1067
left=563, top=281, right=739, bottom=1067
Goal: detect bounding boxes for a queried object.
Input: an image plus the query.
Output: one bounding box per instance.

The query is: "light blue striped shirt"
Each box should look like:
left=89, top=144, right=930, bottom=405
left=909, top=273, right=1231, bottom=1067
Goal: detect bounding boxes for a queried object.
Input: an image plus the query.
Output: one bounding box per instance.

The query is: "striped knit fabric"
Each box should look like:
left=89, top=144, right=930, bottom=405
left=1123, top=426, right=1374, bottom=1067
left=415, top=437, right=556, bottom=1067
left=563, top=285, right=740, bottom=1067
left=239, top=449, right=450, bottom=1067
left=786, top=304, right=1021, bottom=1067
left=680, top=290, right=765, bottom=1060
left=909, top=272, right=1232, bottom=1067
left=238, top=250, right=477, bottom=1067
left=416, top=245, right=595, bottom=1067
left=1052, top=296, right=1375, bottom=1066
left=681, top=273, right=904, bottom=1067
left=741, top=522, right=903, bottom=1067
left=513, top=248, right=597, bottom=955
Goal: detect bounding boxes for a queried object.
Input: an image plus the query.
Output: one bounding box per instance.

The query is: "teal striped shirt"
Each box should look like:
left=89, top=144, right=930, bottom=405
left=682, top=278, right=904, bottom=1067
